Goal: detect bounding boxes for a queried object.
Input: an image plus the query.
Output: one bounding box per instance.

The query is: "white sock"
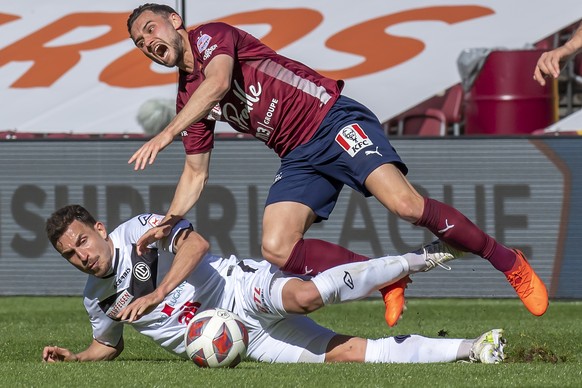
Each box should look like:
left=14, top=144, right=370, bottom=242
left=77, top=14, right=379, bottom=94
left=311, top=256, right=409, bottom=305
left=402, top=251, right=430, bottom=273
left=364, top=335, right=464, bottom=363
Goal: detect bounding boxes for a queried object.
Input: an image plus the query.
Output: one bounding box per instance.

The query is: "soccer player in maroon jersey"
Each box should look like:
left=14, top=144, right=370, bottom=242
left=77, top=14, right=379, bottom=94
left=126, top=3, right=548, bottom=325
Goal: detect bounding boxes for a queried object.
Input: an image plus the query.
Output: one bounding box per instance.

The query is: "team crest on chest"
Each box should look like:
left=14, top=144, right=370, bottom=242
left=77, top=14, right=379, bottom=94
left=335, top=123, right=373, bottom=157
left=133, top=262, right=151, bottom=282
left=196, top=33, right=211, bottom=53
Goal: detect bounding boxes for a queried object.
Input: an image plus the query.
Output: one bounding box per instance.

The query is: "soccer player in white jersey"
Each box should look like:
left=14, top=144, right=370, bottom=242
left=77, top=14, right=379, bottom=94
left=42, top=205, right=505, bottom=364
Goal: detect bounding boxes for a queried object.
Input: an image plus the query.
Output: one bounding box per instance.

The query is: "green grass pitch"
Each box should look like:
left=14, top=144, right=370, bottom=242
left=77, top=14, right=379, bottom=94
left=1, top=297, right=581, bottom=387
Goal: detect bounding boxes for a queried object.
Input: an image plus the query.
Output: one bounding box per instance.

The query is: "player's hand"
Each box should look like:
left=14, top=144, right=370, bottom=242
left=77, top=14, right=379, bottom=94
left=136, top=224, right=172, bottom=256
left=128, top=131, right=174, bottom=170
left=533, top=48, right=567, bottom=86
left=42, top=345, right=77, bottom=363
left=117, top=293, right=162, bottom=323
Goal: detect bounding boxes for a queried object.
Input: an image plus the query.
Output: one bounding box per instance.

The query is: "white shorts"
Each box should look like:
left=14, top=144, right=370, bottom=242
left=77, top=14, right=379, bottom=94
left=230, top=259, right=337, bottom=363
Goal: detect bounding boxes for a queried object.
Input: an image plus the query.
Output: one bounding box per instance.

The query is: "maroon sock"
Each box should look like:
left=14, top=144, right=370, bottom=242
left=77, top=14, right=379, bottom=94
left=280, top=239, right=369, bottom=275
left=414, top=197, right=516, bottom=272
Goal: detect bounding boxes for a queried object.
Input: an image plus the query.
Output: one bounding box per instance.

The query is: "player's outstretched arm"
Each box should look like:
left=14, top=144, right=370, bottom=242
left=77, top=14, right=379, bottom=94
left=127, top=54, right=233, bottom=171
left=42, top=339, right=123, bottom=363
left=118, top=229, right=210, bottom=322
left=135, top=152, right=210, bottom=256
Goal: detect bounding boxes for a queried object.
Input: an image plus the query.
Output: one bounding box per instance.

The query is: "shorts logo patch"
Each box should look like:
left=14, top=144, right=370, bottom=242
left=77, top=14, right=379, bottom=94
left=335, top=123, right=373, bottom=157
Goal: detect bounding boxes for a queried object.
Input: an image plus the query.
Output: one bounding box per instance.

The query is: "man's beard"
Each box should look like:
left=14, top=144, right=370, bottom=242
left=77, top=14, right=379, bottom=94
left=165, top=33, right=184, bottom=67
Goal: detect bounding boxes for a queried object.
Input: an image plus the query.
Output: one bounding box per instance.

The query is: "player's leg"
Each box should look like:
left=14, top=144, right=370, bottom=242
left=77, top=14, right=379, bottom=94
left=246, top=297, right=477, bottom=364
left=260, top=268, right=504, bottom=364
left=262, top=201, right=374, bottom=273
left=262, top=162, right=372, bottom=274
left=319, top=95, right=547, bottom=317
left=262, top=131, right=409, bottom=326
left=365, top=163, right=548, bottom=316
left=249, top=318, right=505, bottom=363
left=360, top=329, right=505, bottom=363
left=242, top=314, right=337, bottom=363
left=263, top=202, right=408, bottom=326
left=275, top=241, right=460, bottom=313
left=286, top=256, right=408, bottom=310
left=261, top=201, right=317, bottom=268
left=303, top=96, right=423, bottom=327
left=327, top=334, right=468, bottom=363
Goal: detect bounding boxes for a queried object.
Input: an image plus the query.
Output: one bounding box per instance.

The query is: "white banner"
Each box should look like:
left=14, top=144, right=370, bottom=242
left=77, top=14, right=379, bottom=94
left=1, top=0, right=581, bottom=134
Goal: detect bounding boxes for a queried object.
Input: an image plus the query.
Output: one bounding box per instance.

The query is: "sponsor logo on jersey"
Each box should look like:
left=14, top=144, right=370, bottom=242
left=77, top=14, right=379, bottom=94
left=223, top=80, right=262, bottom=133
left=133, top=262, right=151, bottom=282
left=196, top=33, right=211, bottom=53
left=203, top=44, right=217, bottom=61
left=114, top=268, right=131, bottom=288
left=335, top=123, right=373, bottom=157
left=255, top=98, right=278, bottom=142
left=167, top=282, right=186, bottom=308
left=177, top=300, right=201, bottom=325
left=273, top=172, right=283, bottom=184
left=253, top=287, right=271, bottom=314
left=161, top=303, right=175, bottom=317
left=104, top=289, right=134, bottom=319
left=180, top=130, right=188, bottom=137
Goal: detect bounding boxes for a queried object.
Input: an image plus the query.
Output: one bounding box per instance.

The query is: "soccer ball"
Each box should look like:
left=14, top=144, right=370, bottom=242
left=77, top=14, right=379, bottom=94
left=184, top=308, right=249, bottom=368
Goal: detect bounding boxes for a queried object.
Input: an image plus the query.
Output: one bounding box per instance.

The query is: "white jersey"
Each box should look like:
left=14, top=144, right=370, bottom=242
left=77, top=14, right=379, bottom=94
left=84, top=213, right=241, bottom=357
left=84, top=213, right=336, bottom=362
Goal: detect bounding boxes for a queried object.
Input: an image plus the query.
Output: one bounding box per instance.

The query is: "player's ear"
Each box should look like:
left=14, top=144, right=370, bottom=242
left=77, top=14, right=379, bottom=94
left=170, top=13, right=183, bottom=30
left=95, top=222, right=108, bottom=239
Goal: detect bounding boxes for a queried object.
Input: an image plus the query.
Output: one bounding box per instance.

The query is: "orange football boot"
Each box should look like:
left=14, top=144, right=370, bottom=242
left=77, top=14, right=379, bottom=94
left=380, top=276, right=412, bottom=327
left=504, top=249, right=549, bottom=316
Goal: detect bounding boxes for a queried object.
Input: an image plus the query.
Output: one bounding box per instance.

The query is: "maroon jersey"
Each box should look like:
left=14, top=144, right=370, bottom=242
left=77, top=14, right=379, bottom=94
left=178, top=22, right=343, bottom=157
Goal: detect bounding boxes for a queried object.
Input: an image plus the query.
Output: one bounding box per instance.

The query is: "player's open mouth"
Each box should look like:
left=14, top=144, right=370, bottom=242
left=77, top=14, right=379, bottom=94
left=154, top=44, right=168, bottom=59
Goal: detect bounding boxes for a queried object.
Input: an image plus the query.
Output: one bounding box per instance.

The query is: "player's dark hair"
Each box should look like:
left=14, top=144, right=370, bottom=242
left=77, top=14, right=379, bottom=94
left=46, top=205, right=97, bottom=249
left=127, top=3, right=183, bottom=33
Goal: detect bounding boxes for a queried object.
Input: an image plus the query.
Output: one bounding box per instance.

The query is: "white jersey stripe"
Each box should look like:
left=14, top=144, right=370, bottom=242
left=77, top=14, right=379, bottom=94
left=248, top=59, right=332, bottom=105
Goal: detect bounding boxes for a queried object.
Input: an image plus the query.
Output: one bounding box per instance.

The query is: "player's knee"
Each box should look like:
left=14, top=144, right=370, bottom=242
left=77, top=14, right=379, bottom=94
left=390, top=195, right=424, bottom=223
left=261, top=243, right=287, bottom=267
left=299, top=285, right=324, bottom=312
left=261, top=236, right=294, bottom=267
left=286, top=283, right=323, bottom=313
